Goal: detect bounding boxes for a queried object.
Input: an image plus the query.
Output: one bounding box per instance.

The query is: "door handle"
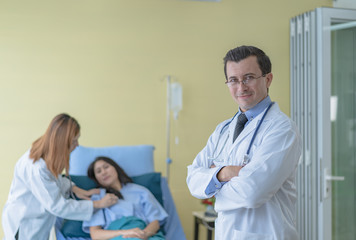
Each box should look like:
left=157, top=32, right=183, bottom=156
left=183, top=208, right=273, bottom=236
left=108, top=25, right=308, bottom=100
left=325, top=175, right=345, bottom=181
left=323, top=168, right=345, bottom=199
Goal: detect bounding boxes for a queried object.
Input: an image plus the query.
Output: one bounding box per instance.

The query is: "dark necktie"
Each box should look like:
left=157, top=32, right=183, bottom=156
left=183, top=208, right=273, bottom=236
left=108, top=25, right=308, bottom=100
left=233, top=113, right=248, bottom=142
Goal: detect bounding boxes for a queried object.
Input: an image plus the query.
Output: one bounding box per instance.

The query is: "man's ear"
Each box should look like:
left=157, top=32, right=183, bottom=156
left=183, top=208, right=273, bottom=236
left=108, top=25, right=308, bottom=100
left=266, top=72, right=273, bottom=88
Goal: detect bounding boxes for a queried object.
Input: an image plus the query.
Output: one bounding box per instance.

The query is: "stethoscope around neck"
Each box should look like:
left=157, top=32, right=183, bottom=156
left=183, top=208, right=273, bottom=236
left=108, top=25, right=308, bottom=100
left=209, top=102, right=274, bottom=166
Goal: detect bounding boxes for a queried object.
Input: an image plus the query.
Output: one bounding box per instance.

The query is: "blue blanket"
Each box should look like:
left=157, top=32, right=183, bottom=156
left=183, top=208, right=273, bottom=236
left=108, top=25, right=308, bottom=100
left=107, top=216, right=165, bottom=240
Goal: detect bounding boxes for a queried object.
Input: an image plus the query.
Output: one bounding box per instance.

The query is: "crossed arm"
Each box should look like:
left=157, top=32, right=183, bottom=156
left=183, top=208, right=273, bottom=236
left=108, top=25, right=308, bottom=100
left=214, top=165, right=244, bottom=182
left=188, top=119, right=301, bottom=211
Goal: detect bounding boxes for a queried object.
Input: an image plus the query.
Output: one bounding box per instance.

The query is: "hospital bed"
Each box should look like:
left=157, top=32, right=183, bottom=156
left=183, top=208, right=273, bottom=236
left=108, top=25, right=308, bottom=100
left=54, top=145, right=186, bottom=240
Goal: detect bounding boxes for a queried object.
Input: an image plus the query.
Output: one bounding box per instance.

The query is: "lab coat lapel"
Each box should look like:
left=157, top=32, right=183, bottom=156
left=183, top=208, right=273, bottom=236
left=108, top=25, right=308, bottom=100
left=227, top=104, right=275, bottom=155
left=226, top=115, right=256, bottom=156
left=238, top=117, right=260, bottom=141
left=227, top=115, right=239, bottom=145
left=229, top=117, right=260, bottom=153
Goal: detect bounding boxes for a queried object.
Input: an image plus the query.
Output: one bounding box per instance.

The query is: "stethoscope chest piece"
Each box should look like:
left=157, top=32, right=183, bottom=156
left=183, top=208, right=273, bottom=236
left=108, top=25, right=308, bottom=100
left=243, top=154, right=250, bottom=166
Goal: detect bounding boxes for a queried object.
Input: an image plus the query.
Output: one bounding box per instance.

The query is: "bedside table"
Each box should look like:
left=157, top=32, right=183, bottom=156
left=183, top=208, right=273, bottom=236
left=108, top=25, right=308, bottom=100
left=193, top=211, right=217, bottom=240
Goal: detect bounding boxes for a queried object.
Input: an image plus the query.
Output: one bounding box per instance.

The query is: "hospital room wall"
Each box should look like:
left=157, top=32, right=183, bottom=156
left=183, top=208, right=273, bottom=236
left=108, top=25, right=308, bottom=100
left=0, top=0, right=332, bottom=239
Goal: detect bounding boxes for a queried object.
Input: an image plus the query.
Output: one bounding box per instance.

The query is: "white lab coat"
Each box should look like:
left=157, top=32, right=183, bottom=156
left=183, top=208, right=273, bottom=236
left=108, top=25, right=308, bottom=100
left=2, top=150, right=93, bottom=240
left=187, top=103, right=302, bottom=240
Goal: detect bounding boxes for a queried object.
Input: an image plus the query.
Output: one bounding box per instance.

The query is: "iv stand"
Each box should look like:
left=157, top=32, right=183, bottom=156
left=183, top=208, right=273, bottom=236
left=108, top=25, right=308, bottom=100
left=166, top=75, right=173, bottom=184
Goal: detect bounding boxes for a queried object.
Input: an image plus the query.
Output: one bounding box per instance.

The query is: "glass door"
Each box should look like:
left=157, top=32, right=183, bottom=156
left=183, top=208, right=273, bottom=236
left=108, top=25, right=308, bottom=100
left=317, top=7, right=356, bottom=240
left=330, top=18, right=356, bottom=240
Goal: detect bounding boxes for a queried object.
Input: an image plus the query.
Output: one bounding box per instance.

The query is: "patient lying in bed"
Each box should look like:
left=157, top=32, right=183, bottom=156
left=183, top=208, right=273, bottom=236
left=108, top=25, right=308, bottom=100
left=82, top=156, right=168, bottom=240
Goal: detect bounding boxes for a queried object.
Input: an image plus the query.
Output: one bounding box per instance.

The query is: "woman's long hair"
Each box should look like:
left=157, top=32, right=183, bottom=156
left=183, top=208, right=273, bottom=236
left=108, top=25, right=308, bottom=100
left=87, top=156, right=133, bottom=199
left=30, top=113, right=80, bottom=177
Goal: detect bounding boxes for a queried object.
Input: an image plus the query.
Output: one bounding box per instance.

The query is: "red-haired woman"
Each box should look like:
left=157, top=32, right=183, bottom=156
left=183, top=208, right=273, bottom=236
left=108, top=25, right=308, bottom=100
left=2, top=113, right=118, bottom=240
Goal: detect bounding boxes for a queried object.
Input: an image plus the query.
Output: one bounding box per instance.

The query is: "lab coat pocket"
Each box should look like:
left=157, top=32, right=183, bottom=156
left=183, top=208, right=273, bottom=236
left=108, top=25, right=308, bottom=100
left=232, top=229, right=273, bottom=240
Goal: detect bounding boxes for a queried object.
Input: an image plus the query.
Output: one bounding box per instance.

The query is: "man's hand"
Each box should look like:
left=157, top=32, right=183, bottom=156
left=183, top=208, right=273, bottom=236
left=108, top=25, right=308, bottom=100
left=217, top=165, right=243, bottom=182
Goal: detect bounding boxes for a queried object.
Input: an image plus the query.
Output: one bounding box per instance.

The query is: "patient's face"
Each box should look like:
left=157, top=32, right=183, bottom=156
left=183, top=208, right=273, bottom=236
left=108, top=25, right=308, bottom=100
left=93, top=160, right=119, bottom=188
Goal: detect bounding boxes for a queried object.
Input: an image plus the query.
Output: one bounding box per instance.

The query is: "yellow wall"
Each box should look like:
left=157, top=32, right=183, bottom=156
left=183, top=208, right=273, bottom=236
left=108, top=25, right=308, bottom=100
left=0, top=0, right=332, bottom=239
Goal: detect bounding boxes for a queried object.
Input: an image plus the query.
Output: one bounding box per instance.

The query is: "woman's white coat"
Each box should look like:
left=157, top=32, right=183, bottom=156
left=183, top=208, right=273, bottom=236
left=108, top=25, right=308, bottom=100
left=2, top=150, right=93, bottom=240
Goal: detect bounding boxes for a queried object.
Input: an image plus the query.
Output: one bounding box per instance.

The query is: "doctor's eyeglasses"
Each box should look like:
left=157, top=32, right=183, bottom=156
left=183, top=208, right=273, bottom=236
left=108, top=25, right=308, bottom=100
left=225, top=74, right=267, bottom=88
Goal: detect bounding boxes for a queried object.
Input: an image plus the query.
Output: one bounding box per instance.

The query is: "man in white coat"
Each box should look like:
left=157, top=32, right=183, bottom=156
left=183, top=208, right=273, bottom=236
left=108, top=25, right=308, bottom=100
left=187, top=45, right=302, bottom=240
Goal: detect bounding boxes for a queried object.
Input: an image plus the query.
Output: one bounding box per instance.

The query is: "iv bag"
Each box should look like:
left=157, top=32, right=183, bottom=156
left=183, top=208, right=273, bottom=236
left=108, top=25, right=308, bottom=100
left=170, top=82, right=182, bottom=120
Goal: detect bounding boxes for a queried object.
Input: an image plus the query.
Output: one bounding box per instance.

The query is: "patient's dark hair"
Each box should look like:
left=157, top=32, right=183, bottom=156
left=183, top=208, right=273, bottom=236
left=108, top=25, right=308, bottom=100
left=223, top=45, right=272, bottom=79
left=87, top=156, right=133, bottom=199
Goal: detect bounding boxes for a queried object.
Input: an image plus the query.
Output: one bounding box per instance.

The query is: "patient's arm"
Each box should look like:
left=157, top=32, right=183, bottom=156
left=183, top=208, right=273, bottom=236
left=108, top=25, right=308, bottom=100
left=142, top=220, right=160, bottom=238
left=119, top=220, right=160, bottom=239
left=89, top=225, right=146, bottom=240
left=72, top=185, right=100, bottom=200
left=89, top=220, right=160, bottom=240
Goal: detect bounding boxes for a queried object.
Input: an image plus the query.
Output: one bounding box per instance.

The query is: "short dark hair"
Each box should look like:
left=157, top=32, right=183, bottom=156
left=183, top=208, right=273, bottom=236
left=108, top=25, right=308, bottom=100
left=223, top=45, right=272, bottom=79
left=87, top=156, right=133, bottom=199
